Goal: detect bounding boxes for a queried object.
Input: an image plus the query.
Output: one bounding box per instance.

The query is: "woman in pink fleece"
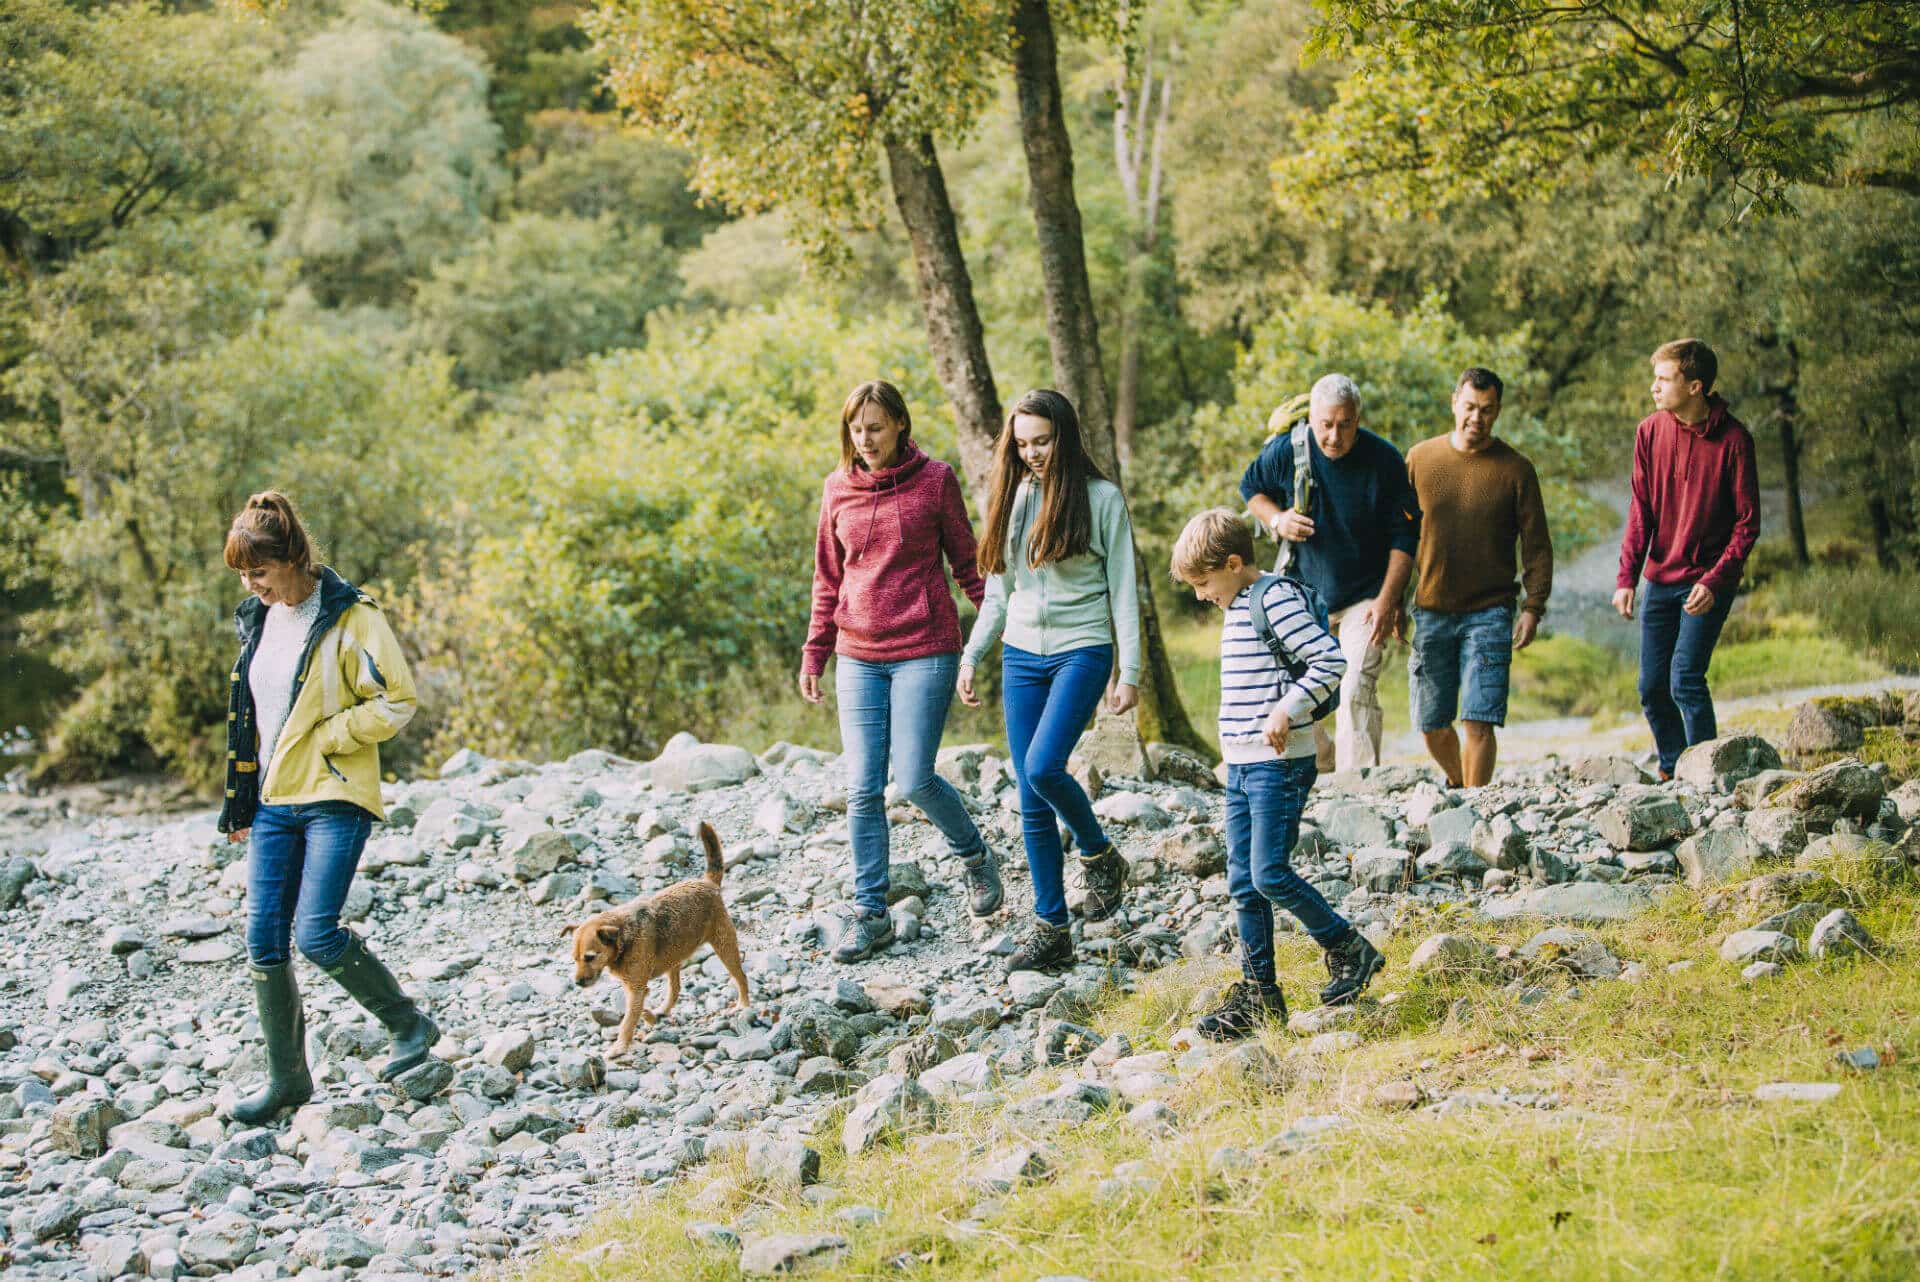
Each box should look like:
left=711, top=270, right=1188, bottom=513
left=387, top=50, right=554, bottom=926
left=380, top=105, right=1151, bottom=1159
left=800, top=381, right=1006, bottom=962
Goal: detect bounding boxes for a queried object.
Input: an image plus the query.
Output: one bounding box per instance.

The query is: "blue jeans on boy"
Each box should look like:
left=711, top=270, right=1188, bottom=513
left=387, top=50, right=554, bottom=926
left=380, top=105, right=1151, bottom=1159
left=1409, top=604, right=1514, bottom=732
left=1637, top=579, right=1735, bottom=774
left=1003, top=643, right=1114, bottom=928
left=837, top=652, right=985, bottom=919
left=246, top=800, right=375, bottom=968
left=1225, top=756, right=1352, bottom=984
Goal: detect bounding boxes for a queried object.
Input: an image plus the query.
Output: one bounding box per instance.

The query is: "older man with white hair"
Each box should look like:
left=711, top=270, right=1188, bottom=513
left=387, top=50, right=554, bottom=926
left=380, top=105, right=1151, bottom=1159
left=1240, top=374, right=1420, bottom=772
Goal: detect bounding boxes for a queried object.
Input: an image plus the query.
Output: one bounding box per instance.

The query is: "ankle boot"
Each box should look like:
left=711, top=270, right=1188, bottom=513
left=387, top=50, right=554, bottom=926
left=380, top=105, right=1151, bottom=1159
left=230, top=962, right=313, bottom=1125
left=323, top=934, right=440, bottom=1082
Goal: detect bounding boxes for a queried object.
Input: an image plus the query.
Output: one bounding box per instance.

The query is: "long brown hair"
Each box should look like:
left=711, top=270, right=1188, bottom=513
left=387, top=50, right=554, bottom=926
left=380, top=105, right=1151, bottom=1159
left=838, top=379, right=913, bottom=472
left=977, top=389, right=1109, bottom=575
left=223, top=490, right=320, bottom=574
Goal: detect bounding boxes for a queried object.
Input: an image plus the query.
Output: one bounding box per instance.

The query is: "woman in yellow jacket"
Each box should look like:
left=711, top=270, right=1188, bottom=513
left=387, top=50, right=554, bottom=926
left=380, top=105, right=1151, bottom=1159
left=216, top=491, right=437, bottom=1123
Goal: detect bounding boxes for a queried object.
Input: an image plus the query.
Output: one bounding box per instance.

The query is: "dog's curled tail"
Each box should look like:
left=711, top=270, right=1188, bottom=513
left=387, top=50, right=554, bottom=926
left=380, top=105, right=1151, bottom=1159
left=699, top=821, right=724, bottom=885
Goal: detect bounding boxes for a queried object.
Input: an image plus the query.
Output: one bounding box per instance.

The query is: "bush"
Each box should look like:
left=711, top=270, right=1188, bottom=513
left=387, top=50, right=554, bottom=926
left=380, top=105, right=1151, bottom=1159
left=400, top=299, right=958, bottom=761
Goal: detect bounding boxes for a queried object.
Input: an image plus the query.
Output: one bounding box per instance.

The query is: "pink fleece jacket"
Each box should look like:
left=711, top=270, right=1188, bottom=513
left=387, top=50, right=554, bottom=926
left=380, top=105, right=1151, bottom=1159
left=802, top=441, right=986, bottom=676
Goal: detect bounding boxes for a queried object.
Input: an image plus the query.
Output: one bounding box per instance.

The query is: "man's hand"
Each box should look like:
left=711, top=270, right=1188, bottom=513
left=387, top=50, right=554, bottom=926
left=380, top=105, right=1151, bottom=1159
left=798, top=672, right=824, bottom=704
left=1271, top=511, right=1316, bottom=543
left=957, top=664, right=981, bottom=708
left=1683, top=583, right=1716, bottom=616
left=227, top=828, right=249, bottom=844
left=1106, top=682, right=1139, bottom=715
left=1611, top=587, right=1635, bottom=621
left=1366, top=595, right=1404, bottom=648
left=1513, top=610, right=1540, bottom=651
left=1262, top=703, right=1292, bottom=752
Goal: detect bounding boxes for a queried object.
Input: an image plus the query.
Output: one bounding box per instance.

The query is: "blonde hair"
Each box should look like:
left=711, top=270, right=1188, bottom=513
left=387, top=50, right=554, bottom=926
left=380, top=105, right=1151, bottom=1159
left=223, top=490, right=320, bottom=574
left=1170, top=507, right=1255, bottom=581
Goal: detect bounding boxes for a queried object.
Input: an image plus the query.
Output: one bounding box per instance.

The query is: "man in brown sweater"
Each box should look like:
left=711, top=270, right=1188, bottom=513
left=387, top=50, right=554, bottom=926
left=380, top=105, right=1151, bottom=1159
left=1405, top=368, right=1553, bottom=787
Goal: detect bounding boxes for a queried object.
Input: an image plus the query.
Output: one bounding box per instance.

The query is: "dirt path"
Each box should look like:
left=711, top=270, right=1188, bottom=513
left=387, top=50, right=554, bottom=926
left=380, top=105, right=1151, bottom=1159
left=1383, top=675, right=1918, bottom=766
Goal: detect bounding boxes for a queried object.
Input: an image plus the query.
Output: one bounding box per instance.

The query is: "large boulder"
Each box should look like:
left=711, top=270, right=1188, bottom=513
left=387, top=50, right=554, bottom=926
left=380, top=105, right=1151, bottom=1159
left=652, top=742, right=759, bottom=793
left=1155, top=826, right=1225, bottom=878
left=1351, top=847, right=1414, bottom=891
left=1674, top=826, right=1761, bottom=888
left=1320, top=800, right=1393, bottom=848
left=1772, top=758, right=1886, bottom=826
left=1744, top=807, right=1810, bottom=857
left=1782, top=701, right=1862, bottom=757
left=1595, top=792, right=1693, bottom=851
left=1674, top=735, right=1782, bottom=792
left=1484, top=882, right=1659, bottom=924
left=1407, top=932, right=1495, bottom=975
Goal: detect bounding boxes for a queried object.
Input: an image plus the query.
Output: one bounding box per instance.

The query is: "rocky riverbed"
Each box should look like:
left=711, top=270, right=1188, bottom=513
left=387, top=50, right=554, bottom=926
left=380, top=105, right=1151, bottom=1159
left=1, top=726, right=1916, bottom=1281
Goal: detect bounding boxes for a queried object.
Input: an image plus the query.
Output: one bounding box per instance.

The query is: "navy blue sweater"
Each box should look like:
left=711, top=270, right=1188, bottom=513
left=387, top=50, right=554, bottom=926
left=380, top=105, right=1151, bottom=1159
left=1239, top=428, right=1422, bottom=612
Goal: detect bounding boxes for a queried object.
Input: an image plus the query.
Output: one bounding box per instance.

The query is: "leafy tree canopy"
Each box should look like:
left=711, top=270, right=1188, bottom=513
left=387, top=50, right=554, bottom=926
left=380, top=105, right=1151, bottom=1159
left=1281, top=1, right=1920, bottom=217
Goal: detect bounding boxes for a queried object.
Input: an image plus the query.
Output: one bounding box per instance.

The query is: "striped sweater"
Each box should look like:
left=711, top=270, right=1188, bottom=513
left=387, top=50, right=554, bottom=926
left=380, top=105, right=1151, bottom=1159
left=1218, top=577, right=1347, bottom=763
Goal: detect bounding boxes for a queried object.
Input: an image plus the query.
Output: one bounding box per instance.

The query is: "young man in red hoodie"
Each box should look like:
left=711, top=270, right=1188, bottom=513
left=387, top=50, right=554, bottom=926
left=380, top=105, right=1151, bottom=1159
left=1613, top=339, right=1761, bottom=779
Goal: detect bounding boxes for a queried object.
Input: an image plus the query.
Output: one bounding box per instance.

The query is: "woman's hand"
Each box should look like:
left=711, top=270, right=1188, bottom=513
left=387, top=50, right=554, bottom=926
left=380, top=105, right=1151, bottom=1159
left=227, top=828, right=249, bottom=844
left=798, top=672, right=824, bottom=704
left=1106, top=682, right=1139, bottom=715
left=957, top=664, right=981, bottom=708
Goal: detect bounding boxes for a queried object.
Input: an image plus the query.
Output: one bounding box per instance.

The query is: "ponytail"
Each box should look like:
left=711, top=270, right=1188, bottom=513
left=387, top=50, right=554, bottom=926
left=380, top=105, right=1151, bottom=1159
left=223, top=490, right=320, bottom=574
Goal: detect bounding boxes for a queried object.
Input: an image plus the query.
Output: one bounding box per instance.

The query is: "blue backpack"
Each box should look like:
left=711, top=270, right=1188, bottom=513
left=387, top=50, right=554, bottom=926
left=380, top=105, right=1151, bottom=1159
left=1246, top=572, right=1339, bottom=723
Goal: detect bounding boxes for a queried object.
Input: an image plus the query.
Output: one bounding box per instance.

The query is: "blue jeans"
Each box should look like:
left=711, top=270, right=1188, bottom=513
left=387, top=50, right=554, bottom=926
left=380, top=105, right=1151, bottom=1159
left=1409, top=604, right=1514, bottom=732
left=1225, top=757, right=1352, bottom=982
left=1003, top=643, right=1113, bottom=927
left=246, top=801, right=374, bottom=968
left=837, top=652, right=984, bottom=918
left=1638, top=580, right=1735, bottom=774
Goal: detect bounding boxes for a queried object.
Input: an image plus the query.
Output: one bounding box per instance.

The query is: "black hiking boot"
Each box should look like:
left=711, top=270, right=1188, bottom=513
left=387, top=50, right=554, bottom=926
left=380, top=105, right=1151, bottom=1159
left=1319, top=930, right=1385, bottom=1006
left=1196, top=980, right=1289, bottom=1042
left=832, top=911, right=896, bottom=963
left=1075, top=845, right=1130, bottom=922
left=1004, top=918, right=1074, bottom=975
left=229, top=962, right=314, bottom=1124
left=322, top=934, right=442, bottom=1082
left=962, top=846, right=1005, bottom=917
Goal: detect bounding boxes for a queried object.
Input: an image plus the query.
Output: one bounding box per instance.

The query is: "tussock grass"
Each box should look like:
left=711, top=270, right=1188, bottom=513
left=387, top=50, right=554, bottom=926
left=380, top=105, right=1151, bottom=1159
left=520, top=866, right=1920, bottom=1281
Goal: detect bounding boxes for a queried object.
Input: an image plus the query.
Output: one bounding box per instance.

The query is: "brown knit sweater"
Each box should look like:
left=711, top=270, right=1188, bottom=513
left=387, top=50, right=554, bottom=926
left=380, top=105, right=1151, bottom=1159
left=1405, top=435, right=1553, bottom=615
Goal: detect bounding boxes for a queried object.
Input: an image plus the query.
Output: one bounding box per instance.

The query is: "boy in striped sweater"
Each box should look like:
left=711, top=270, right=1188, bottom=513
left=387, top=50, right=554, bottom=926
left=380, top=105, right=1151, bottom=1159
left=1173, top=509, right=1386, bottom=1039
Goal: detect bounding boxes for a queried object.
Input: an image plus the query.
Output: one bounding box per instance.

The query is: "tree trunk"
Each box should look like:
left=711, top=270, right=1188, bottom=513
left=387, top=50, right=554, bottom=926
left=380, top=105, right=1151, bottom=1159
left=1111, top=39, right=1173, bottom=468
left=882, top=133, right=1003, bottom=502
left=1754, top=327, right=1809, bottom=565
left=1009, top=0, right=1210, bottom=760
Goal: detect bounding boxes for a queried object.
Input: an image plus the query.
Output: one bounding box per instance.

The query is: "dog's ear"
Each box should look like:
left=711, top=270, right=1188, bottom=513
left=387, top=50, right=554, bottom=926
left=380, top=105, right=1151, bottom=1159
left=596, top=925, right=619, bottom=947
left=561, top=922, right=578, bottom=941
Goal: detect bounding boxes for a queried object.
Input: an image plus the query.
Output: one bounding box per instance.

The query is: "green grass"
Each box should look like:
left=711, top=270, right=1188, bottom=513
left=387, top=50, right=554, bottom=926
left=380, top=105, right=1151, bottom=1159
left=519, top=864, right=1920, bottom=1282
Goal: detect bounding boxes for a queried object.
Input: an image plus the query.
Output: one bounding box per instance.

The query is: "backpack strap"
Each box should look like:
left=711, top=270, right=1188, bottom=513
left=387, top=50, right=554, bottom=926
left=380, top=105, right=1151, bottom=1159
left=1246, top=573, right=1285, bottom=658
left=1275, top=421, right=1311, bottom=574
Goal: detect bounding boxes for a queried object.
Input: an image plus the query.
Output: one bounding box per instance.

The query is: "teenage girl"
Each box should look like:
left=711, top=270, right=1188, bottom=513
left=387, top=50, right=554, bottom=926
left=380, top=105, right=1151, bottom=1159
left=960, top=389, right=1139, bottom=974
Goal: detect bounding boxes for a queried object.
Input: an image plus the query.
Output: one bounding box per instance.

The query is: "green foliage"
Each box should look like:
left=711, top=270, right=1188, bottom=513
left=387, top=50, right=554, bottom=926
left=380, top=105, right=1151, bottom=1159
left=408, top=211, right=680, bottom=389
left=269, top=0, right=507, bottom=304
left=1286, top=1, right=1920, bottom=218
left=585, top=0, right=1009, bottom=264
left=510, top=110, right=721, bottom=247
left=400, top=300, right=950, bottom=761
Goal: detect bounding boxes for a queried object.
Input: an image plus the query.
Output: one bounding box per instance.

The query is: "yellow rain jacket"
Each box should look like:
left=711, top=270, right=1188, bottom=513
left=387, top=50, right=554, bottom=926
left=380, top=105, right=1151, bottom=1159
left=217, top=567, right=417, bottom=830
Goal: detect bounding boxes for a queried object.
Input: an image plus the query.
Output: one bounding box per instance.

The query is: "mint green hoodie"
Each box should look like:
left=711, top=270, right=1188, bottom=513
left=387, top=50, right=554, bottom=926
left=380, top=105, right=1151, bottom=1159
left=962, top=477, right=1142, bottom=685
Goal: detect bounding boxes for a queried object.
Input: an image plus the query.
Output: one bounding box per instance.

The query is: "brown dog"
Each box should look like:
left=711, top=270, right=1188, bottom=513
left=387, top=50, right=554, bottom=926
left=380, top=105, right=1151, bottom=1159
left=563, top=821, right=750, bottom=1056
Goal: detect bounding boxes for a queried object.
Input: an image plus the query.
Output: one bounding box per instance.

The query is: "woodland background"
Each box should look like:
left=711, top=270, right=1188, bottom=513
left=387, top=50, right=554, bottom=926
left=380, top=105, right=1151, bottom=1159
left=2, top=0, right=1916, bottom=786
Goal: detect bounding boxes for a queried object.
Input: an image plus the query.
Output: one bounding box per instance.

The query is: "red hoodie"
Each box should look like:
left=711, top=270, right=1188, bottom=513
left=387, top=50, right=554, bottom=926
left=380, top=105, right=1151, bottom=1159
left=1616, top=395, right=1761, bottom=597
left=801, top=441, right=986, bottom=676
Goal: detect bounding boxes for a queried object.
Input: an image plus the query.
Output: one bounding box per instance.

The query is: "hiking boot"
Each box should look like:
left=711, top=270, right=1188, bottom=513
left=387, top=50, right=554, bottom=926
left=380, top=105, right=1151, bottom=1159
left=832, top=911, right=895, bottom=963
left=322, top=934, right=441, bottom=1082
left=1319, top=930, right=1385, bottom=1006
left=1004, top=918, right=1074, bottom=975
left=229, top=962, right=313, bottom=1125
left=1195, top=980, right=1288, bottom=1042
left=1075, top=845, right=1129, bottom=922
left=962, top=846, right=1005, bottom=917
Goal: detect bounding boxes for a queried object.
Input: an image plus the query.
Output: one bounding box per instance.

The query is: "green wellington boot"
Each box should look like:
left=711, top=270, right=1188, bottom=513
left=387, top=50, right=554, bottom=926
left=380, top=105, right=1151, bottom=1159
left=230, top=962, right=314, bottom=1125
left=323, top=934, right=441, bottom=1082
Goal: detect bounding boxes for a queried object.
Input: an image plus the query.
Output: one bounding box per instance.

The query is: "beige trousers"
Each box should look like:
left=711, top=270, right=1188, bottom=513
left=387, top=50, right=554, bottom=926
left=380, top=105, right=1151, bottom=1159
left=1313, top=601, right=1386, bottom=772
